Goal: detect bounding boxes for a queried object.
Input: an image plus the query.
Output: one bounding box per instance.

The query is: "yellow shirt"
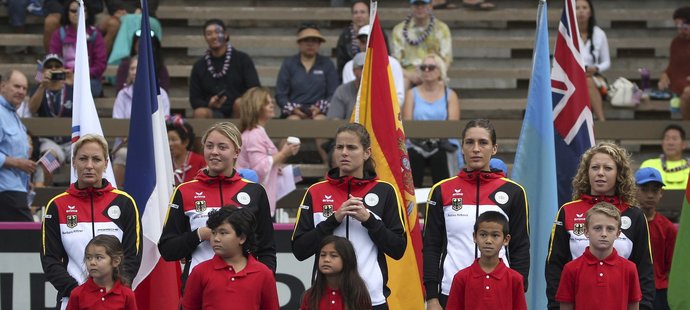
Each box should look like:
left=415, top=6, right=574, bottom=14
left=392, top=17, right=452, bottom=70
left=640, top=157, right=690, bottom=190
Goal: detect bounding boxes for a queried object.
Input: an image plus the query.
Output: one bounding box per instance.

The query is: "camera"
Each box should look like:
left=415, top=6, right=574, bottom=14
left=50, top=71, right=66, bottom=81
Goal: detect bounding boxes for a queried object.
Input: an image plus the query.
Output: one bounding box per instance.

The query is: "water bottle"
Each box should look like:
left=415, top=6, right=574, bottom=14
left=639, top=67, right=650, bottom=92
left=670, top=95, right=680, bottom=114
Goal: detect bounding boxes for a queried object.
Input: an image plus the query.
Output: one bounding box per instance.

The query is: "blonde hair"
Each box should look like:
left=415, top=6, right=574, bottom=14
left=72, top=134, right=109, bottom=161
left=239, top=87, right=272, bottom=132
left=571, top=141, right=637, bottom=205
left=202, top=122, right=242, bottom=150
left=419, top=53, right=448, bottom=83
left=586, top=201, right=621, bottom=229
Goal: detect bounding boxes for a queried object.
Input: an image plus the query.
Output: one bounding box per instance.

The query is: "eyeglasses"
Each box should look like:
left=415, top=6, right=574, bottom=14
left=419, top=64, right=437, bottom=71
left=135, top=29, right=155, bottom=37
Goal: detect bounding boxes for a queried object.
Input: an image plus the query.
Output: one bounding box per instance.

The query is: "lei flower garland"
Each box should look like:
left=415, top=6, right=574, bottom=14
left=402, top=13, right=436, bottom=46
left=205, top=43, right=232, bottom=79
left=660, top=154, right=690, bottom=173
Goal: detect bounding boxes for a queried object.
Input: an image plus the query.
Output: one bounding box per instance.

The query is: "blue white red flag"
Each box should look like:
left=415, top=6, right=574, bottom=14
left=38, top=151, right=61, bottom=174
left=125, top=1, right=181, bottom=308
left=551, top=0, right=595, bottom=206
left=70, top=0, right=116, bottom=186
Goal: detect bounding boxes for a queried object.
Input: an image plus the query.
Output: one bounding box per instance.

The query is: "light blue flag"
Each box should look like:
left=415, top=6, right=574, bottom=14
left=511, top=1, right=557, bottom=309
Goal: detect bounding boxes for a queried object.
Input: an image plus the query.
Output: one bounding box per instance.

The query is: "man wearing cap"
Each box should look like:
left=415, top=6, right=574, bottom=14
left=342, top=25, right=405, bottom=106
left=640, top=124, right=689, bottom=190
left=392, top=0, right=452, bottom=89
left=635, top=167, right=677, bottom=310
left=276, top=24, right=338, bottom=163
left=0, top=70, right=35, bottom=221
left=25, top=54, right=73, bottom=185
left=190, top=19, right=260, bottom=119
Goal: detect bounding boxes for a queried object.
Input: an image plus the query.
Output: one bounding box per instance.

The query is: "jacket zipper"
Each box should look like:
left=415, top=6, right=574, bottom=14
left=346, top=179, right=352, bottom=239
left=90, top=191, right=96, bottom=238
left=474, top=172, right=480, bottom=259
left=218, top=180, right=224, bottom=208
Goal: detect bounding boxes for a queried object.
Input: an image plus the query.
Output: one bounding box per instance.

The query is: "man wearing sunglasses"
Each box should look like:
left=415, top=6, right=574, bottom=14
left=658, top=7, right=690, bottom=120
left=392, top=0, right=452, bottom=90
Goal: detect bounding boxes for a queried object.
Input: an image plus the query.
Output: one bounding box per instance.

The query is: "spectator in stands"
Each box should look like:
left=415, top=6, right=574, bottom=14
left=577, top=0, right=610, bottom=122
left=635, top=167, right=677, bottom=310
left=329, top=52, right=365, bottom=121
left=49, top=0, right=107, bottom=97
left=431, top=0, right=495, bottom=10
left=392, top=0, right=452, bottom=90
left=107, top=13, right=162, bottom=68
left=167, top=115, right=206, bottom=187
left=546, top=141, right=655, bottom=310
left=343, top=25, right=405, bottom=106
left=4, top=0, right=30, bottom=54
left=98, top=0, right=159, bottom=55
left=111, top=57, right=170, bottom=186
left=0, top=70, right=36, bottom=221
left=276, top=24, right=338, bottom=164
left=658, top=7, right=690, bottom=120
left=190, top=19, right=260, bottom=119
left=237, top=87, right=300, bottom=216
left=335, top=1, right=390, bottom=78
left=640, top=124, right=689, bottom=190
left=42, top=0, right=103, bottom=53
left=27, top=54, right=73, bottom=185
left=115, top=30, right=169, bottom=92
left=403, top=53, right=459, bottom=187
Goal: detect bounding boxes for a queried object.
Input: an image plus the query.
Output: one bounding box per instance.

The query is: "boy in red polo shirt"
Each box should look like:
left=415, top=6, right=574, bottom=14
left=182, top=206, right=279, bottom=310
left=635, top=167, right=677, bottom=310
left=445, top=211, right=527, bottom=310
left=556, top=202, right=642, bottom=310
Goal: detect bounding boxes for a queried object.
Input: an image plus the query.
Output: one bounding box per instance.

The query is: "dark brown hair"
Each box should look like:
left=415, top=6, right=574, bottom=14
left=336, top=123, right=375, bottom=176
left=84, top=235, right=129, bottom=286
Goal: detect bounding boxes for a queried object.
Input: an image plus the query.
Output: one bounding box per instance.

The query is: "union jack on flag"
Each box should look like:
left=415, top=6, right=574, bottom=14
left=551, top=0, right=595, bottom=206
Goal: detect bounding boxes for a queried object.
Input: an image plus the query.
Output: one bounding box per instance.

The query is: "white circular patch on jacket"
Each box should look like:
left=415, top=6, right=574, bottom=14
left=108, top=205, right=121, bottom=219
left=494, top=191, right=509, bottom=205
left=237, top=192, right=251, bottom=205
left=621, top=216, right=631, bottom=230
left=365, top=193, right=379, bottom=206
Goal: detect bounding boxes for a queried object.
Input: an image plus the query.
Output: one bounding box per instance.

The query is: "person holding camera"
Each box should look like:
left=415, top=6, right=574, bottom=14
left=189, top=19, right=260, bottom=119
left=402, top=53, right=459, bottom=187
left=27, top=54, right=73, bottom=185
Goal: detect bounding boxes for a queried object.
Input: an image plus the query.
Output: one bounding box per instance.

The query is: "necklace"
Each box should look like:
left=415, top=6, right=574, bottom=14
left=173, top=151, right=191, bottom=185
left=205, top=43, right=232, bottom=79
left=402, top=14, right=435, bottom=46
left=45, top=86, right=67, bottom=117
left=660, top=154, right=690, bottom=173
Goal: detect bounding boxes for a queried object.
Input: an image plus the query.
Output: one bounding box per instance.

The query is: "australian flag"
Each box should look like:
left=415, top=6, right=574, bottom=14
left=551, top=0, right=595, bottom=206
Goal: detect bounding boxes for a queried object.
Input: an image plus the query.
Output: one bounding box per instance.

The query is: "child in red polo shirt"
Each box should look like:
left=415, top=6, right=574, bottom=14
left=445, top=211, right=527, bottom=310
left=66, top=235, right=137, bottom=310
left=300, top=235, right=371, bottom=310
left=556, top=202, right=642, bottom=310
left=635, top=167, right=677, bottom=310
left=182, top=206, right=279, bottom=310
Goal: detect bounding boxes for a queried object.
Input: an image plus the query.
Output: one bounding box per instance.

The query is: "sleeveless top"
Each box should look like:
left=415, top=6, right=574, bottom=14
left=412, top=87, right=450, bottom=120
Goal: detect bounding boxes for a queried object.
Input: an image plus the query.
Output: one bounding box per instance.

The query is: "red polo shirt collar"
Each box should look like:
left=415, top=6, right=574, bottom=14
left=469, top=258, right=508, bottom=280
left=582, top=247, right=620, bottom=266
left=210, top=254, right=262, bottom=277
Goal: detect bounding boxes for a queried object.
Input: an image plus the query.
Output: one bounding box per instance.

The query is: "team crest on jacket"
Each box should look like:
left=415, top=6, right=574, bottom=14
left=323, top=205, right=334, bottom=217
left=451, top=198, right=462, bottom=211
left=66, top=214, right=78, bottom=228
left=573, top=223, right=585, bottom=236
left=195, top=200, right=207, bottom=212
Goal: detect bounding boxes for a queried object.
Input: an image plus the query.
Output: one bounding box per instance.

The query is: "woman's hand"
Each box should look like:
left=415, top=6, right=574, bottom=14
left=197, top=227, right=212, bottom=241
left=658, top=73, right=670, bottom=90
left=334, top=195, right=370, bottom=223
left=426, top=299, right=443, bottom=310
left=208, top=95, right=227, bottom=109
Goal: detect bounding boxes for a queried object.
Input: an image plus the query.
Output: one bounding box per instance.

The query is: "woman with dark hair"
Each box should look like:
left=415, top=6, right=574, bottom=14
left=334, top=0, right=390, bottom=78
left=49, top=0, right=106, bottom=97
left=545, top=141, right=654, bottom=310
left=166, top=115, right=205, bottom=186
left=577, top=0, right=611, bottom=121
left=292, top=123, right=406, bottom=310
left=115, top=31, right=170, bottom=92
left=423, top=119, right=529, bottom=309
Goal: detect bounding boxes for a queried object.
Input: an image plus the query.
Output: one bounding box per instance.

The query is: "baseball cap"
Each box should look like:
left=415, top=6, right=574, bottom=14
left=352, top=52, right=366, bottom=68
left=490, top=158, right=509, bottom=176
left=635, top=167, right=665, bottom=186
left=357, top=25, right=371, bottom=38
left=42, top=54, right=64, bottom=67
left=410, top=0, right=431, bottom=4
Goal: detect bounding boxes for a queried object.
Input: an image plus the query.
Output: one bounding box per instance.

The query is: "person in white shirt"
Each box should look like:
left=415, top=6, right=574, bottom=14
left=577, top=0, right=611, bottom=122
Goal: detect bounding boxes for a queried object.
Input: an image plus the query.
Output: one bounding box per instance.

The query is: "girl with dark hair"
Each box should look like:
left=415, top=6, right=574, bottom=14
left=49, top=0, right=106, bottom=97
left=66, top=235, right=137, bottom=309
left=166, top=115, right=206, bottom=186
left=301, top=235, right=372, bottom=310
left=292, top=123, right=406, bottom=310
left=114, top=31, right=170, bottom=92
left=576, top=0, right=610, bottom=121
left=183, top=206, right=279, bottom=310
left=423, top=119, right=529, bottom=309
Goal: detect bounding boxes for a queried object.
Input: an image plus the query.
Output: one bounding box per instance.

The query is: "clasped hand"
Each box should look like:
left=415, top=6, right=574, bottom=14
left=334, top=194, right=370, bottom=223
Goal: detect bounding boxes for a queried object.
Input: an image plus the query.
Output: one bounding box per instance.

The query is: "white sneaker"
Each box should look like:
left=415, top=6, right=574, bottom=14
left=27, top=2, right=44, bottom=16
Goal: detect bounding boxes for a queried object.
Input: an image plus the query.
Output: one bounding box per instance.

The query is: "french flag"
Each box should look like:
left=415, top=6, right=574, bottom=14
left=70, top=0, right=116, bottom=185
left=551, top=0, right=595, bottom=206
left=125, top=1, right=181, bottom=308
